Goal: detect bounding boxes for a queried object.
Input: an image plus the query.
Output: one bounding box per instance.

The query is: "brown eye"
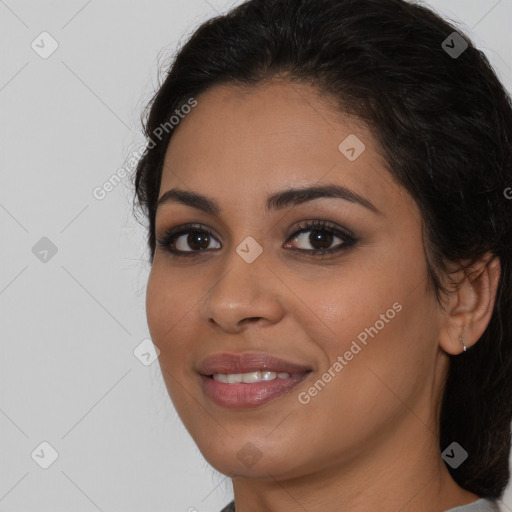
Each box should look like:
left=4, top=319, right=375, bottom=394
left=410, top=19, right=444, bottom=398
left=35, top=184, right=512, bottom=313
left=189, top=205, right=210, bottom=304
left=157, top=224, right=221, bottom=255
left=172, top=230, right=220, bottom=252
left=287, top=229, right=342, bottom=251
left=182, top=232, right=211, bottom=251
left=283, top=219, right=357, bottom=255
left=308, top=229, right=334, bottom=250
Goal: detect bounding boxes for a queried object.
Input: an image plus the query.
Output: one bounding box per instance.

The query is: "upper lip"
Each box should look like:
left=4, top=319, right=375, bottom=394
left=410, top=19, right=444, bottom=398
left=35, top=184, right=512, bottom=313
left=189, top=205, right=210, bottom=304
left=198, top=352, right=312, bottom=375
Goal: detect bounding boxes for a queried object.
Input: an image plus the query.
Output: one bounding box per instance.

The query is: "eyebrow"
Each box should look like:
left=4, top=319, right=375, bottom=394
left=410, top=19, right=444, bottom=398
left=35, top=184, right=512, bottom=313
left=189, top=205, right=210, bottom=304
left=156, top=184, right=381, bottom=215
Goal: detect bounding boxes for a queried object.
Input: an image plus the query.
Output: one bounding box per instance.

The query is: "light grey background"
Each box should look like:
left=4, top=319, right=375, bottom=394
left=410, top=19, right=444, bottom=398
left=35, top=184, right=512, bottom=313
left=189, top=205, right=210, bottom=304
left=1, top=1, right=511, bottom=511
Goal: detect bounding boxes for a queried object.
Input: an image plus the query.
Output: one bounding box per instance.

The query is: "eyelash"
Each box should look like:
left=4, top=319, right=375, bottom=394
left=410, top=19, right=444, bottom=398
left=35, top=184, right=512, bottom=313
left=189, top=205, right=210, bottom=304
left=156, top=220, right=357, bottom=258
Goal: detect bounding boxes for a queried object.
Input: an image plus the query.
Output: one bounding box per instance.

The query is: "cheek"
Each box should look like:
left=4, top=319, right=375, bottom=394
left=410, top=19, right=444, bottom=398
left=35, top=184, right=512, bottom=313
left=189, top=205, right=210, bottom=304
left=289, top=245, right=435, bottom=393
left=145, top=265, right=200, bottom=411
left=297, top=271, right=435, bottom=413
left=145, top=263, right=197, bottom=360
left=146, top=265, right=171, bottom=342
left=286, top=258, right=400, bottom=354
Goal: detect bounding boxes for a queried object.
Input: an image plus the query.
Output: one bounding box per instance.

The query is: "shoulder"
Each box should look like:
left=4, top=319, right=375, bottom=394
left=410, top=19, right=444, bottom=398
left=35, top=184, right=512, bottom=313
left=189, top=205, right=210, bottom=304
left=218, top=499, right=501, bottom=512
left=444, top=498, right=502, bottom=512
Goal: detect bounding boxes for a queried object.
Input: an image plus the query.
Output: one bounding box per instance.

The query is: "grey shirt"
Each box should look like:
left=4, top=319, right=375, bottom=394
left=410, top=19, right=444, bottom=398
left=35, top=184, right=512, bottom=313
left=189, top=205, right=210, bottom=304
left=220, top=497, right=501, bottom=511
left=445, top=499, right=501, bottom=511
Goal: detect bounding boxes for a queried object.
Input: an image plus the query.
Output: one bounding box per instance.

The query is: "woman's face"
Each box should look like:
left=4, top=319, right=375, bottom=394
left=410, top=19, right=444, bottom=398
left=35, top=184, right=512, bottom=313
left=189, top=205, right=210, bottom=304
left=146, top=80, right=449, bottom=480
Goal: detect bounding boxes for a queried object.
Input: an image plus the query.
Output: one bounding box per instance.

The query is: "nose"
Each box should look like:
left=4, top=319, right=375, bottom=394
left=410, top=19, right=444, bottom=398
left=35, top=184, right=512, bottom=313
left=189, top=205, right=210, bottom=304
left=199, top=245, right=285, bottom=333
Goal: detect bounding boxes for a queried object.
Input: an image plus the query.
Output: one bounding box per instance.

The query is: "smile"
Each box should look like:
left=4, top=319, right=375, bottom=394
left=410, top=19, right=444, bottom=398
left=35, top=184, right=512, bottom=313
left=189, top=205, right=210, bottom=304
left=201, top=372, right=311, bottom=408
left=198, top=351, right=313, bottom=408
left=212, top=370, right=304, bottom=383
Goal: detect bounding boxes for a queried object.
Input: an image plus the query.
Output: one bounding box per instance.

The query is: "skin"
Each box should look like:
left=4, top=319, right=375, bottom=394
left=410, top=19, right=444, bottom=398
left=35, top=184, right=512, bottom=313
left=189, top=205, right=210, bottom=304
left=145, top=79, right=500, bottom=512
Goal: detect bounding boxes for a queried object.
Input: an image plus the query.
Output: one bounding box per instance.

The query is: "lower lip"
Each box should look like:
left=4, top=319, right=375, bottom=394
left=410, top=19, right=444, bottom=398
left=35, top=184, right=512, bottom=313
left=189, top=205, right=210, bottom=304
left=200, top=373, right=311, bottom=408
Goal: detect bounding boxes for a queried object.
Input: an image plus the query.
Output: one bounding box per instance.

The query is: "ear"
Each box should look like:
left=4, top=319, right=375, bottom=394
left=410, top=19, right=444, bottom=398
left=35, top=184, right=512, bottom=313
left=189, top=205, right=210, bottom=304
left=438, top=253, right=501, bottom=355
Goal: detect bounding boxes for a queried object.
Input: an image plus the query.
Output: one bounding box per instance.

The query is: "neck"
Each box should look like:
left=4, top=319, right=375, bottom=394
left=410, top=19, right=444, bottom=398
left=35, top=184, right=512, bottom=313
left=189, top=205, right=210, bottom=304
left=229, top=413, right=479, bottom=512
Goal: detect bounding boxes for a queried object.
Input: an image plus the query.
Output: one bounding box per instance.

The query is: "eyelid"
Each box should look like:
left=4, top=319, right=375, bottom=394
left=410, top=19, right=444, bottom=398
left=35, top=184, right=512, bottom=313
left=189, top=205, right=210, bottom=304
left=287, top=219, right=356, bottom=240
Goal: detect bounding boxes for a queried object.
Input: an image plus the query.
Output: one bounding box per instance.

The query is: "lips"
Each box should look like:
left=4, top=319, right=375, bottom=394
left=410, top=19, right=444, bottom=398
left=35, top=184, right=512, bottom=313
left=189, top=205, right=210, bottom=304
left=198, top=352, right=312, bottom=376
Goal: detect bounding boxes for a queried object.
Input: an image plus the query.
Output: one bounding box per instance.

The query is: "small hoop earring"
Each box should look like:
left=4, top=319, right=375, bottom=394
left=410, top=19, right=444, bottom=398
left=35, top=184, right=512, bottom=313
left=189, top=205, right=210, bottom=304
left=459, top=336, right=467, bottom=353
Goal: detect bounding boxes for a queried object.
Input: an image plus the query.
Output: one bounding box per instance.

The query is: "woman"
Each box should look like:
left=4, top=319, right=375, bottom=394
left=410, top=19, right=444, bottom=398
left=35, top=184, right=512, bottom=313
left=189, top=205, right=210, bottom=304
left=133, top=0, right=512, bottom=510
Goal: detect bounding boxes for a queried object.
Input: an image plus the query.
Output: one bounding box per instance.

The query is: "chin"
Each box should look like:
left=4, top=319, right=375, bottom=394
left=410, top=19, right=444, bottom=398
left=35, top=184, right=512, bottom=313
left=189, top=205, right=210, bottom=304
left=197, top=438, right=308, bottom=480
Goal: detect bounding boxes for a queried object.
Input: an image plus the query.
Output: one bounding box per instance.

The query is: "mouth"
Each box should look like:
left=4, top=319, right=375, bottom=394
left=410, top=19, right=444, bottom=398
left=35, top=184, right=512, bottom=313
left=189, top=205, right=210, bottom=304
left=198, top=352, right=313, bottom=408
left=208, top=370, right=307, bottom=383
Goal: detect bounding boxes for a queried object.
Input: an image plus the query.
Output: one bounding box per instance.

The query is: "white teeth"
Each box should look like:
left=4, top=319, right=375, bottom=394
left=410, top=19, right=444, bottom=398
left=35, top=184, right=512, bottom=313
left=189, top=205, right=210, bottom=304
left=242, top=371, right=262, bottom=383
left=212, top=371, right=292, bottom=384
left=226, top=373, right=242, bottom=384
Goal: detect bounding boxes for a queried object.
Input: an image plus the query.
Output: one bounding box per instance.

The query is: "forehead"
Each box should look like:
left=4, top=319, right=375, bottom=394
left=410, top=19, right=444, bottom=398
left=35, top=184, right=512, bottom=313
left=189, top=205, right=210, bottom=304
left=159, top=80, right=405, bottom=214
